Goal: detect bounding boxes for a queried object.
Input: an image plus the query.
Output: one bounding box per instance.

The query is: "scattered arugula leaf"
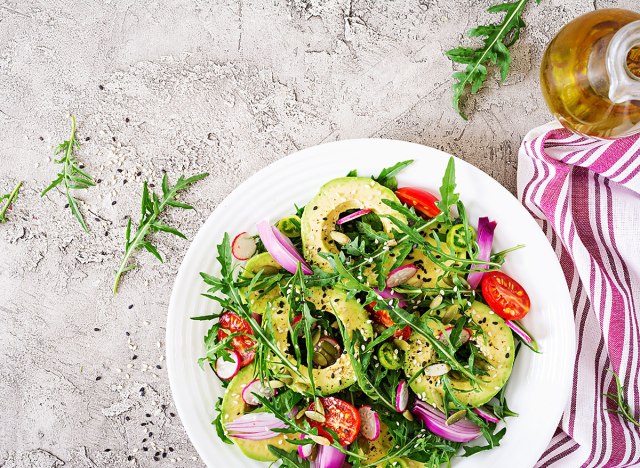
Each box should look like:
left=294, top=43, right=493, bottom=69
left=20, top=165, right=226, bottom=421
left=373, top=159, right=414, bottom=191
left=605, top=369, right=640, bottom=428
left=435, top=157, right=459, bottom=221
left=446, top=0, right=540, bottom=119
left=113, top=172, right=208, bottom=293
left=0, top=181, right=22, bottom=224
left=462, top=428, right=506, bottom=456
left=41, top=115, right=95, bottom=232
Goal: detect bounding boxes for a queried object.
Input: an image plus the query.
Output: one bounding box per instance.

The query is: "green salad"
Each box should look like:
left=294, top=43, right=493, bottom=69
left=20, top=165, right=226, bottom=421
left=193, top=158, right=538, bottom=467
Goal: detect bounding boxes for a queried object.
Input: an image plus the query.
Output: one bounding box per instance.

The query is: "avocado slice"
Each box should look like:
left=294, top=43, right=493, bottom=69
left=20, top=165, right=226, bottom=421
left=300, top=177, right=406, bottom=271
left=265, top=287, right=372, bottom=395
left=401, top=234, right=454, bottom=288
left=358, top=422, right=426, bottom=467
left=242, top=252, right=284, bottom=310
left=403, top=301, right=515, bottom=409
left=220, top=364, right=299, bottom=461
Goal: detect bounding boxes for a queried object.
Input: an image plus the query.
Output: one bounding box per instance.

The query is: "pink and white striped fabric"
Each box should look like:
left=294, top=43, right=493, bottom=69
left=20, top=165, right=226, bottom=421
left=518, top=122, right=640, bottom=468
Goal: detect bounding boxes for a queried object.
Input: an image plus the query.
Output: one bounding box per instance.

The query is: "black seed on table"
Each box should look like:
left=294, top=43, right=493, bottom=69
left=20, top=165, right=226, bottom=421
left=149, top=183, right=155, bottom=188
left=143, top=447, right=148, bottom=452
left=126, top=331, right=130, bottom=336
left=156, top=365, right=162, bottom=369
left=123, top=179, right=128, bottom=184
left=79, top=164, right=85, bottom=169
left=148, top=432, right=153, bottom=437
left=105, top=231, right=109, bottom=236
left=64, top=203, right=69, bottom=209
left=125, top=416, right=130, bottom=421
left=170, top=412, right=175, bottom=417
left=97, top=179, right=102, bottom=184
left=117, top=168, right=123, bottom=173
left=136, top=171, right=142, bottom=177
left=128, top=456, right=133, bottom=461
left=145, top=413, right=151, bottom=418
left=85, top=137, right=91, bottom=141
left=132, top=355, right=138, bottom=360
left=99, top=84, right=104, bottom=90
left=112, top=137, right=117, bottom=142
left=111, top=201, right=117, bottom=205
left=169, top=447, right=174, bottom=452
left=94, top=327, right=100, bottom=331
left=141, top=422, right=146, bottom=426
left=155, top=451, right=160, bottom=456
left=125, top=118, right=130, bottom=123
left=142, top=438, right=147, bottom=443
left=104, top=448, right=111, bottom=452
left=96, top=376, right=102, bottom=381
left=39, top=136, right=44, bottom=141
left=128, top=304, right=134, bottom=309
left=153, top=457, right=159, bottom=461
left=162, top=453, right=167, bottom=458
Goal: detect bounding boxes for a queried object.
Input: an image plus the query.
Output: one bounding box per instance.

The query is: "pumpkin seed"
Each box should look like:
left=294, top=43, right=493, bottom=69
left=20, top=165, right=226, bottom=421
left=330, top=230, right=350, bottom=245
left=445, top=409, right=467, bottom=426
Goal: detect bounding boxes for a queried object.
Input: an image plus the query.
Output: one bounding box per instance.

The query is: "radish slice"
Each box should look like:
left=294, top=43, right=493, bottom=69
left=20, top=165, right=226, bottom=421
left=358, top=406, right=381, bottom=441
left=256, top=220, right=312, bottom=275
left=395, top=380, right=409, bottom=412
left=467, top=217, right=497, bottom=289
left=231, top=232, right=257, bottom=260
left=473, top=406, right=500, bottom=423
left=437, top=325, right=472, bottom=347
left=506, top=320, right=539, bottom=351
left=241, top=379, right=277, bottom=406
left=298, top=434, right=313, bottom=459
left=215, top=350, right=240, bottom=380
left=373, top=288, right=408, bottom=308
left=336, top=209, right=372, bottom=225
left=386, top=264, right=418, bottom=288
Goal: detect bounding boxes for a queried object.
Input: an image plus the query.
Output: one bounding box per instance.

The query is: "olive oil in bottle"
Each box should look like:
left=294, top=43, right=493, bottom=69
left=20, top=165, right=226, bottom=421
left=540, top=9, right=640, bottom=139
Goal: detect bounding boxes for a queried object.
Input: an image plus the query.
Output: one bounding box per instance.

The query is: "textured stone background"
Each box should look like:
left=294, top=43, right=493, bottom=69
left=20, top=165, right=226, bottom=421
left=0, top=0, right=636, bottom=467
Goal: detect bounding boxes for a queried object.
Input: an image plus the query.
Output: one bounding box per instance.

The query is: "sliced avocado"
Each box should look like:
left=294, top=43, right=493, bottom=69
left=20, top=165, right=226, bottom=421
left=358, top=422, right=426, bottom=468
left=266, top=287, right=372, bottom=395
left=403, top=301, right=515, bottom=409
left=242, top=252, right=284, bottom=311
left=220, top=364, right=299, bottom=461
left=400, top=230, right=453, bottom=288
left=300, top=177, right=406, bottom=271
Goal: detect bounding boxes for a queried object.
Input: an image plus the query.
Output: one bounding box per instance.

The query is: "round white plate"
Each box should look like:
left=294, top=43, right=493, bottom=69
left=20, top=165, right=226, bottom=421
left=167, top=139, right=575, bottom=468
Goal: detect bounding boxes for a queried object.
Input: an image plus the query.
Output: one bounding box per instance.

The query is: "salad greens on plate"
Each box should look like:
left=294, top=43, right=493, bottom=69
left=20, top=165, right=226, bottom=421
left=192, top=158, right=537, bottom=467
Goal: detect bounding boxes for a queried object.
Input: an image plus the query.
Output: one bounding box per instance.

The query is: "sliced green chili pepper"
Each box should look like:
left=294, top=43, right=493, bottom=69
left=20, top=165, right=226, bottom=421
left=378, top=342, right=402, bottom=370
left=277, top=215, right=301, bottom=237
left=446, top=224, right=476, bottom=253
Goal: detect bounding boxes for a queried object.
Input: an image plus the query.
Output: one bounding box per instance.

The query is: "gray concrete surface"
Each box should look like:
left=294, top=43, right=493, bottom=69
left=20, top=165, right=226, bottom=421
left=1, top=0, right=636, bottom=466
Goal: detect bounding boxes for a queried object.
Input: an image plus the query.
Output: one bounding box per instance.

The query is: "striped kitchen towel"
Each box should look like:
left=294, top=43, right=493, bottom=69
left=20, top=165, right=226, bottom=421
left=518, top=122, right=640, bottom=468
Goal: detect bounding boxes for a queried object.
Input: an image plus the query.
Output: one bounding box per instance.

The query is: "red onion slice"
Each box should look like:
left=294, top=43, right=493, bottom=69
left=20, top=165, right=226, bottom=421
left=315, top=444, right=346, bottom=468
left=358, top=406, right=381, bottom=441
left=412, top=400, right=481, bottom=442
left=336, top=209, right=372, bottom=225
left=256, top=220, right=312, bottom=275
left=506, top=320, right=538, bottom=351
left=386, top=264, right=418, bottom=288
left=473, top=406, right=500, bottom=424
left=373, top=287, right=408, bottom=309
left=467, top=217, right=497, bottom=289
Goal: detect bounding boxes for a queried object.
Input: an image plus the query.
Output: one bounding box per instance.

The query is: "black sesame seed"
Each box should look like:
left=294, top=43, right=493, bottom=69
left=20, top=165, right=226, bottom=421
left=162, top=453, right=167, bottom=458
left=128, top=304, right=134, bottom=309
left=143, top=447, right=148, bottom=452
left=154, top=451, right=160, bottom=456
left=506, top=353, right=510, bottom=358
left=127, top=456, right=133, bottom=461
left=168, top=447, right=174, bottom=452
left=153, top=456, right=159, bottom=461
left=94, top=327, right=100, bottom=331
left=39, top=136, right=44, bottom=141
left=99, top=84, right=104, bottom=90
left=123, top=179, right=128, bottom=184
left=112, top=136, right=116, bottom=142
left=64, top=203, right=69, bottom=209
left=96, top=376, right=102, bottom=381
left=148, top=432, right=153, bottom=437
left=85, top=136, right=91, bottom=141
left=125, top=118, right=130, bottom=123
left=111, top=201, right=117, bottom=205
left=126, top=331, right=130, bottom=336
left=104, top=448, right=111, bottom=452
left=96, top=178, right=102, bottom=184
left=170, top=412, right=175, bottom=417
left=132, top=355, right=138, bottom=360
left=145, top=413, right=151, bottom=418
left=125, top=416, right=130, bottom=421
left=156, top=365, right=162, bottom=369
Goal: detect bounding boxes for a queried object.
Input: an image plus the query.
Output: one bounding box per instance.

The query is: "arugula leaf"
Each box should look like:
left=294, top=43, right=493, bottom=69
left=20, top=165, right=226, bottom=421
left=446, top=0, right=539, bottom=119
left=113, top=172, right=208, bottom=292
left=268, top=446, right=310, bottom=467
left=212, top=397, right=233, bottom=444
left=435, top=157, right=459, bottom=221
left=0, top=181, right=22, bottom=224
left=605, top=369, right=640, bottom=428
left=41, top=115, right=95, bottom=232
left=462, top=428, right=506, bottom=456
left=346, top=169, right=358, bottom=177
left=372, top=160, right=414, bottom=191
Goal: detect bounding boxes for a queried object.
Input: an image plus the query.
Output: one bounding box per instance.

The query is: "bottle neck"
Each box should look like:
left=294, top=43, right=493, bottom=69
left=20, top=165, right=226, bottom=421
left=607, top=20, right=640, bottom=103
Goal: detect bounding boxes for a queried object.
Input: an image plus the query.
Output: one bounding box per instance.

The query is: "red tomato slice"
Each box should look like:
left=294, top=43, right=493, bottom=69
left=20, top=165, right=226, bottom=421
left=395, top=187, right=441, bottom=218
left=366, top=303, right=411, bottom=339
left=307, top=397, right=361, bottom=445
left=218, top=312, right=256, bottom=367
left=481, top=271, right=531, bottom=321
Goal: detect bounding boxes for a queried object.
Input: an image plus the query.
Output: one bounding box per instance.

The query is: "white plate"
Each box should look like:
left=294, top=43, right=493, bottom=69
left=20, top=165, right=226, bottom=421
left=167, top=139, right=575, bottom=468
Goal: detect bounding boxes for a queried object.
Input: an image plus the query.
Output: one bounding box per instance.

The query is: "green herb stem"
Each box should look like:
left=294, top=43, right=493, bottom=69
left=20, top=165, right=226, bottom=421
left=0, top=181, right=23, bottom=223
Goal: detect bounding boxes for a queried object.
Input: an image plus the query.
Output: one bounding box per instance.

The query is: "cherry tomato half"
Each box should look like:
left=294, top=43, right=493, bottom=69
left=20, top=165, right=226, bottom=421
left=307, top=397, right=361, bottom=445
left=366, top=303, right=411, bottom=340
left=481, top=271, right=531, bottom=321
left=218, top=311, right=256, bottom=367
left=395, top=187, right=441, bottom=218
